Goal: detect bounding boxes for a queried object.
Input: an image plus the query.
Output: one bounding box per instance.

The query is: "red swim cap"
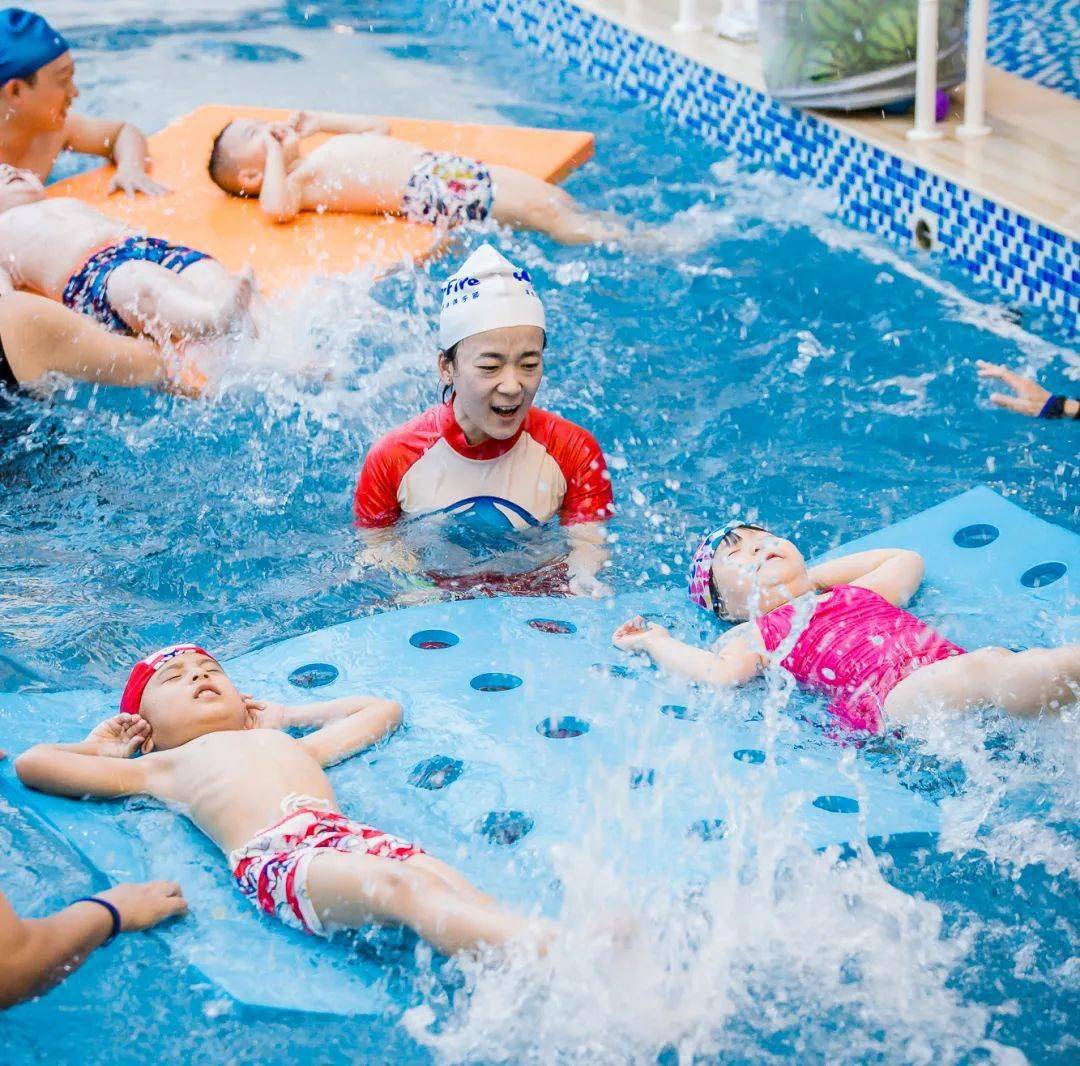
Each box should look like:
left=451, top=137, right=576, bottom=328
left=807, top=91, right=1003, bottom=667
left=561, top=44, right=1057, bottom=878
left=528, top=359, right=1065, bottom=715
left=120, top=644, right=213, bottom=716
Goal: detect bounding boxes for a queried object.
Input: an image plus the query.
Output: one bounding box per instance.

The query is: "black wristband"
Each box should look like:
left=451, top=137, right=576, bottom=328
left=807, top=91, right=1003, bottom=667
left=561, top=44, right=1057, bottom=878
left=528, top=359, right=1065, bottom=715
left=1038, top=394, right=1067, bottom=419
left=74, top=896, right=122, bottom=946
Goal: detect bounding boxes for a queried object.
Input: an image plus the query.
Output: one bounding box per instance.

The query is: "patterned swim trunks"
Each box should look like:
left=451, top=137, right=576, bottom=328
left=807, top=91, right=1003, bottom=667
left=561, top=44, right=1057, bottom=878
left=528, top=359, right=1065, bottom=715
left=63, top=235, right=210, bottom=335
left=401, top=151, right=494, bottom=228
left=229, top=796, right=424, bottom=937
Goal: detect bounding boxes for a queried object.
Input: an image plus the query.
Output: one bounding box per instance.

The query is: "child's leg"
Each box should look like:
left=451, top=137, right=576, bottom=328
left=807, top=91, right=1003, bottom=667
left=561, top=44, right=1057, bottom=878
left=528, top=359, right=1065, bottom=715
left=406, top=853, right=499, bottom=908
left=885, top=645, right=1080, bottom=723
left=488, top=164, right=626, bottom=245
left=105, top=260, right=253, bottom=340
left=305, top=851, right=547, bottom=956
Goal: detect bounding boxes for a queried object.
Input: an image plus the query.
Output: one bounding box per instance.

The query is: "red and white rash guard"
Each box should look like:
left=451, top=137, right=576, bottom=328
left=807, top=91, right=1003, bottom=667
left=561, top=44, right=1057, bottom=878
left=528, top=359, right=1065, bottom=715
left=354, top=403, right=614, bottom=531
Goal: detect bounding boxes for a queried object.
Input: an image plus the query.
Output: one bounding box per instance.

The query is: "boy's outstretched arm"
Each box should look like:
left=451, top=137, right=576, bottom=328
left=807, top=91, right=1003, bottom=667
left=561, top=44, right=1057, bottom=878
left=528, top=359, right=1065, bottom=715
left=290, top=110, right=390, bottom=137
left=613, top=618, right=764, bottom=687
left=15, top=716, right=156, bottom=799
left=294, top=697, right=403, bottom=768
left=808, top=548, right=925, bottom=607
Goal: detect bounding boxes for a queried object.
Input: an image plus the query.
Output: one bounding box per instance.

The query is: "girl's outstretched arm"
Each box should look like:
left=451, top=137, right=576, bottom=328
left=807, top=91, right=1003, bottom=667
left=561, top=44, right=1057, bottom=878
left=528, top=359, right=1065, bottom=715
left=809, top=548, right=925, bottom=607
left=613, top=618, right=765, bottom=687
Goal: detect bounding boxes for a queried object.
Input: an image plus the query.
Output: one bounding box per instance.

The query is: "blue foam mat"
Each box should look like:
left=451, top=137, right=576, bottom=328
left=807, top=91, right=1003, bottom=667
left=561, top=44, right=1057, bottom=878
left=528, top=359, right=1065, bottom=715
left=0, top=486, right=1075, bottom=1016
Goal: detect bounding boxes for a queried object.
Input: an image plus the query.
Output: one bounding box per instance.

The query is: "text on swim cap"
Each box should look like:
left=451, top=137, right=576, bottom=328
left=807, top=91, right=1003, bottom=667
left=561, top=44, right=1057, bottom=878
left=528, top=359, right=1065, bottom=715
left=442, top=276, right=480, bottom=295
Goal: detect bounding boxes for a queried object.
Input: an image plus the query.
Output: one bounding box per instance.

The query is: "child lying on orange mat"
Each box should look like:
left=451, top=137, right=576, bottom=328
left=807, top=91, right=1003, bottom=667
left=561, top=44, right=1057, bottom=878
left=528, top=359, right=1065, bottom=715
left=207, top=110, right=625, bottom=245
left=15, top=645, right=549, bottom=958
left=0, top=163, right=256, bottom=343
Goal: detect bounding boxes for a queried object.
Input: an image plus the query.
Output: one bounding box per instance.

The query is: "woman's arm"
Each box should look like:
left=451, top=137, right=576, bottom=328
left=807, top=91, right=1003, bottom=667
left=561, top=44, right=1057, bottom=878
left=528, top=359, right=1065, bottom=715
left=613, top=618, right=765, bottom=687
left=0, top=883, right=186, bottom=1009
left=0, top=292, right=189, bottom=392
left=566, top=522, right=612, bottom=597
left=809, top=548, right=924, bottom=607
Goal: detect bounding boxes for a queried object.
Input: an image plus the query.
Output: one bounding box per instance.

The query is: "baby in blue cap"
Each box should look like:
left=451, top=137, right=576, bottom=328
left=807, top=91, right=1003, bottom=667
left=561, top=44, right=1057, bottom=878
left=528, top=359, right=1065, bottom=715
left=0, top=7, right=163, bottom=194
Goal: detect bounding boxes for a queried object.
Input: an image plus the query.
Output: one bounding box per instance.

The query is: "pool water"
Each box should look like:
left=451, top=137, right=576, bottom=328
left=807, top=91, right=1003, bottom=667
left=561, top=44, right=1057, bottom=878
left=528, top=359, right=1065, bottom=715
left=1, top=1, right=1077, bottom=1062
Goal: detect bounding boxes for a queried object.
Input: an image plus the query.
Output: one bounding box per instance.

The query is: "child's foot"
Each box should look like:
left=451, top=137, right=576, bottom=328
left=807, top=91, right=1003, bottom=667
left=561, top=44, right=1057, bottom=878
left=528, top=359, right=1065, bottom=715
left=215, top=266, right=257, bottom=332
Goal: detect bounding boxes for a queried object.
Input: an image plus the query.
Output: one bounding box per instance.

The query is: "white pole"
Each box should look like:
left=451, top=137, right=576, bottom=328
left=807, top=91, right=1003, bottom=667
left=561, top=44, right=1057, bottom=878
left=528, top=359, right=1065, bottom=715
left=673, top=0, right=702, bottom=33
left=908, top=0, right=943, bottom=140
left=958, top=0, right=992, bottom=138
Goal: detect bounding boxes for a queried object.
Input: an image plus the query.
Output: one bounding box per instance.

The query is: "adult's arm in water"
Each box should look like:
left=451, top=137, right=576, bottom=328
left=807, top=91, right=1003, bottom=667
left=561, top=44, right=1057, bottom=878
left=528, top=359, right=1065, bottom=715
left=289, top=110, right=390, bottom=137
left=355, top=526, right=422, bottom=575
left=566, top=521, right=612, bottom=597
left=0, top=292, right=199, bottom=394
left=808, top=548, right=925, bottom=608
left=298, top=697, right=404, bottom=768
left=62, top=114, right=167, bottom=196
left=976, top=360, right=1080, bottom=419
left=14, top=715, right=161, bottom=800
left=612, top=617, right=765, bottom=687
left=0, top=882, right=186, bottom=1009
left=258, top=132, right=306, bottom=223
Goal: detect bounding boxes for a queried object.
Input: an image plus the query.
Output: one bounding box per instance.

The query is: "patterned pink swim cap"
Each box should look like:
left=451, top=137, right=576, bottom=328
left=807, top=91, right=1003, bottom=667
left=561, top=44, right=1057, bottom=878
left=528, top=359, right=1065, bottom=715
left=687, top=521, right=767, bottom=616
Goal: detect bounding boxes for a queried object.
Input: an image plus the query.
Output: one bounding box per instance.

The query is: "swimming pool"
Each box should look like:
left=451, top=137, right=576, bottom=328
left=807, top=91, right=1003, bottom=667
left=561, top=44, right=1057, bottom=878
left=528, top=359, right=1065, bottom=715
left=1, top=1, right=1077, bottom=1062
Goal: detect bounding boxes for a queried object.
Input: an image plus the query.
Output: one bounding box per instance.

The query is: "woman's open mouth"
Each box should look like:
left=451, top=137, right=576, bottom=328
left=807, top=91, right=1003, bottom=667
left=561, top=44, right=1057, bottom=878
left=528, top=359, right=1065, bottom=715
left=490, top=401, right=522, bottom=421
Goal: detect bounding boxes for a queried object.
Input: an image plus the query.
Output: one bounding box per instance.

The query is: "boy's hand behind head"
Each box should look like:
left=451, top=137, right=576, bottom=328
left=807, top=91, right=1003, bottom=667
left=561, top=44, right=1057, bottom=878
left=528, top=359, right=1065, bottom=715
left=242, top=695, right=286, bottom=730
left=288, top=110, right=319, bottom=138
left=87, top=714, right=153, bottom=758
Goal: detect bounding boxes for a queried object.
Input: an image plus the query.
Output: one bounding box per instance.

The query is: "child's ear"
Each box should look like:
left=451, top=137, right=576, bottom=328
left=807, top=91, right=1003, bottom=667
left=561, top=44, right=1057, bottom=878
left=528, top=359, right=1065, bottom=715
left=238, top=168, right=262, bottom=189
left=140, top=736, right=155, bottom=755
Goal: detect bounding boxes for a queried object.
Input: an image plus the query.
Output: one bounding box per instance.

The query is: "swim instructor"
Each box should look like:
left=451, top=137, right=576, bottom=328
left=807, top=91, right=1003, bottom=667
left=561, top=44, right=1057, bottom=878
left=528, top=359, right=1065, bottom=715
left=354, top=244, right=615, bottom=596
left=0, top=7, right=165, bottom=194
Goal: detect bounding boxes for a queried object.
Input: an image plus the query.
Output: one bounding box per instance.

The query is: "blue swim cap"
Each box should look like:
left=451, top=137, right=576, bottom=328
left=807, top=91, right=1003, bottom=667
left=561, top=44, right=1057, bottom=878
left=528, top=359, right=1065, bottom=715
left=0, top=8, right=69, bottom=85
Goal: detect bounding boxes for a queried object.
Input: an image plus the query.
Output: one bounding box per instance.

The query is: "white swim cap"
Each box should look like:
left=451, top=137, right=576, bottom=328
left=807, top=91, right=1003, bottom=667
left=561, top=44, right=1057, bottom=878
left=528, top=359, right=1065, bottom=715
left=437, top=243, right=546, bottom=351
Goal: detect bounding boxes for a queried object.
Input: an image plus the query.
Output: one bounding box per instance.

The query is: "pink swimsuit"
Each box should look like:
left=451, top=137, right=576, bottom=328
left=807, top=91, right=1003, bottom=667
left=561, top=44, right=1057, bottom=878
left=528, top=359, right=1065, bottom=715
left=756, top=584, right=965, bottom=732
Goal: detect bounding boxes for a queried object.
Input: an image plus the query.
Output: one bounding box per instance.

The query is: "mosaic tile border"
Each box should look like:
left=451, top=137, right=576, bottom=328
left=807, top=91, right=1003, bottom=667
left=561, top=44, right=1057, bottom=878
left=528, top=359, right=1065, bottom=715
left=454, top=0, right=1078, bottom=339
left=989, top=0, right=1079, bottom=99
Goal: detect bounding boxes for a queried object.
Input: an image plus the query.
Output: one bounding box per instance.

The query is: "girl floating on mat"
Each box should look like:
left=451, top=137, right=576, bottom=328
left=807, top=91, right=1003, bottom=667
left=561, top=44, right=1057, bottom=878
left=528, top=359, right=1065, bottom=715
left=207, top=110, right=625, bottom=245
left=354, top=243, right=615, bottom=598
left=614, top=523, right=1080, bottom=732
left=0, top=164, right=256, bottom=343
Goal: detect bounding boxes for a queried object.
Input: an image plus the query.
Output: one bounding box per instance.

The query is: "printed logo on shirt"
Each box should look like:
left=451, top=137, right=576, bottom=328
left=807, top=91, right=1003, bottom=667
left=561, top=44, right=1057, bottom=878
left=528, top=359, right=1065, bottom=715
left=436, top=495, right=541, bottom=530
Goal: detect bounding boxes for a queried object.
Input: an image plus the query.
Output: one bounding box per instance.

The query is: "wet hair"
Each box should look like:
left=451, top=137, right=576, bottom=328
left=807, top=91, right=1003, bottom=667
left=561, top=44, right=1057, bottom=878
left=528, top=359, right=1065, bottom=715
left=207, top=122, right=240, bottom=195
left=438, top=343, right=459, bottom=403
left=708, top=523, right=767, bottom=621
left=437, top=330, right=548, bottom=403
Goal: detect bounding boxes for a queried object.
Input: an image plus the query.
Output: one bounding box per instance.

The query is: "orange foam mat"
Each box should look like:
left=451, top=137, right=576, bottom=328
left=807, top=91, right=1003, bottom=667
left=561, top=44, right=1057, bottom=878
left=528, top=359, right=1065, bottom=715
left=48, top=105, right=595, bottom=292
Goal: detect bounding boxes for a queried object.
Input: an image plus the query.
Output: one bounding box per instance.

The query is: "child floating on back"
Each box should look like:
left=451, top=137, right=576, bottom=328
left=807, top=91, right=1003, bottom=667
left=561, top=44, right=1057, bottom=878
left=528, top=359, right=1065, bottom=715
left=615, top=524, right=1079, bottom=732
left=0, top=164, right=255, bottom=343
left=207, top=110, right=625, bottom=245
left=16, top=645, right=548, bottom=956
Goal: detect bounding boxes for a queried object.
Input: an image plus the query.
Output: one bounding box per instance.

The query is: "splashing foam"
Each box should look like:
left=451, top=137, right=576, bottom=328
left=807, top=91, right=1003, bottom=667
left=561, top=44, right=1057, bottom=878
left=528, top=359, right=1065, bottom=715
left=408, top=672, right=1012, bottom=1063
